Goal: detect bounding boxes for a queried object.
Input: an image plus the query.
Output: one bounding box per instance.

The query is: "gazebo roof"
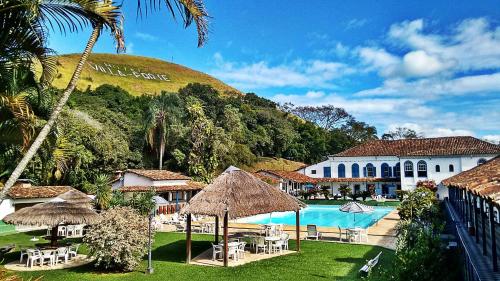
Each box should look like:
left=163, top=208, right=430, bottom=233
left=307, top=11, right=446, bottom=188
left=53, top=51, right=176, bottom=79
left=57, top=190, right=93, bottom=208
left=181, top=167, right=304, bottom=219
left=3, top=199, right=100, bottom=227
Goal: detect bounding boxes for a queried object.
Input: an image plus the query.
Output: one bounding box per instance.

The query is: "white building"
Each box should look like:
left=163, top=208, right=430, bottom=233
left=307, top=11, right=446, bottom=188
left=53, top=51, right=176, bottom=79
left=298, top=136, right=500, bottom=198
left=113, top=169, right=204, bottom=213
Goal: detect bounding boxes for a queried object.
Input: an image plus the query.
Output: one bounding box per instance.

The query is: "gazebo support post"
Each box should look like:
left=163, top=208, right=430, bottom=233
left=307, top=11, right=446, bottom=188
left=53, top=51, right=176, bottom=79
left=295, top=210, right=300, bottom=252
left=223, top=211, right=229, bottom=267
left=186, top=213, right=192, bottom=264
left=215, top=215, right=219, bottom=244
left=50, top=225, right=58, bottom=246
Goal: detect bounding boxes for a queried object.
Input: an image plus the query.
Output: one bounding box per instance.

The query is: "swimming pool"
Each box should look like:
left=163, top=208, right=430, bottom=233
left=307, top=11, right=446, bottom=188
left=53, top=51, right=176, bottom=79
left=237, top=205, right=393, bottom=229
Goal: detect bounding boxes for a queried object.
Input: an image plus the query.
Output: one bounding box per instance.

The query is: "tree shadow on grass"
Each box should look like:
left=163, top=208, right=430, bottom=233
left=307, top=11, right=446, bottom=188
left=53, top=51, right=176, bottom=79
left=151, top=240, right=211, bottom=263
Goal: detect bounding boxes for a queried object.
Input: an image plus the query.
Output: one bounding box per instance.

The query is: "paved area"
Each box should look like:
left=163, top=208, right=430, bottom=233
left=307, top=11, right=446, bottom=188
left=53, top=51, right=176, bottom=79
left=191, top=248, right=295, bottom=267
left=5, top=254, right=93, bottom=271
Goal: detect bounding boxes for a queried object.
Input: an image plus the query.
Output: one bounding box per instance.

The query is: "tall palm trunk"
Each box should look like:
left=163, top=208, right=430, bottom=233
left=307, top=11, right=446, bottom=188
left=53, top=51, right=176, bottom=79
left=1, top=24, right=102, bottom=198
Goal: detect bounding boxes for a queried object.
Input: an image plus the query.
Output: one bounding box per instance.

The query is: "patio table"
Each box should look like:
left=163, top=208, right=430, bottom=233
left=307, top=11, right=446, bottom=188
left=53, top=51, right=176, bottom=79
left=264, top=236, right=281, bottom=254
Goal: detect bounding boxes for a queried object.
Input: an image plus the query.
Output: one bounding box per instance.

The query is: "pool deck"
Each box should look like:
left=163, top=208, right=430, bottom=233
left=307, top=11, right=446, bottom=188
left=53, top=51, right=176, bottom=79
left=159, top=209, right=400, bottom=250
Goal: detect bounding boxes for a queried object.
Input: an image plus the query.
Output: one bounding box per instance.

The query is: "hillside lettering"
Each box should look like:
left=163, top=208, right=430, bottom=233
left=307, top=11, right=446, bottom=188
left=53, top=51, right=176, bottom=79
left=87, top=62, right=170, bottom=82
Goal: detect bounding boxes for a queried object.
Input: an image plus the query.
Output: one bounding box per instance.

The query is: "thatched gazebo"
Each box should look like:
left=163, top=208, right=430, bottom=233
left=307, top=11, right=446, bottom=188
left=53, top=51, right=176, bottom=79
left=57, top=190, right=94, bottom=208
left=181, top=166, right=304, bottom=266
left=3, top=198, right=100, bottom=246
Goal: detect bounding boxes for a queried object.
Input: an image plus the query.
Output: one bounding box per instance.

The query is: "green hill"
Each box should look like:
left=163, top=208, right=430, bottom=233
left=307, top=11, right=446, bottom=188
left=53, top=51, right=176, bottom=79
left=52, top=53, right=240, bottom=96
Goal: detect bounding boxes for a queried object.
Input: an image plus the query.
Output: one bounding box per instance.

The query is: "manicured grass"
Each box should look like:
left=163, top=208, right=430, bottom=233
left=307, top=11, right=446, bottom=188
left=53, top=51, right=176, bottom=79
left=1, top=231, right=393, bottom=281
left=304, top=199, right=401, bottom=207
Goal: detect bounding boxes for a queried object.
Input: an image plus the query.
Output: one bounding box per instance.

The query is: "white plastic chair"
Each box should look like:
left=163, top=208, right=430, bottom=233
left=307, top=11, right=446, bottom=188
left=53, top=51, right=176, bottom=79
left=237, top=242, right=246, bottom=259
left=211, top=243, right=222, bottom=261
left=19, top=249, right=28, bottom=263
left=40, top=250, right=55, bottom=267
left=280, top=233, right=290, bottom=250
left=55, top=247, right=69, bottom=264
left=25, top=249, right=41, bottom=268
left=255, top=236, right=267, bottom=254
left=68, top=244, right=80, bottom=259
left=66, top=225, right=75, bottom=237
left=58, top=226, right=67, bottom=237
left=271, top=240, right=284, bottom=254
left=227, top=245, right=238, bottom=261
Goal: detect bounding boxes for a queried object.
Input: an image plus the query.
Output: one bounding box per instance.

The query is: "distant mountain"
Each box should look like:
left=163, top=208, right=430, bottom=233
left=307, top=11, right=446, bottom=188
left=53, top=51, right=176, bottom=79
left=52, top=53, right=240, bottom=96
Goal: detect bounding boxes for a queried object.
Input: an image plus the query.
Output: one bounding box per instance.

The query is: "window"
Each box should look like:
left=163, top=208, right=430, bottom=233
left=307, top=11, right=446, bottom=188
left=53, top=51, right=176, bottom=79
left=381, top=163, right=391, bottom=178
left=354, top=184, right=360, bottom=193
left=435, top=165, right=440, bottom=172
left=311, top=170, right=317, bottom=175
left=351, top=163, right=360, bottom=178
left=366, top=163, right=375, bottom=177
left=404, top=161, right=414, bottom=177
left=337, top=164, right=345, bottom=178
left=478, top=158, right=487, bottom=165
left=394, top=163, right=401, bottom=177
left=417, top=160, right=427, bottom=177
left=449, top=165, right=454, bottom=172
left=323, top=167, right=331, bottom=178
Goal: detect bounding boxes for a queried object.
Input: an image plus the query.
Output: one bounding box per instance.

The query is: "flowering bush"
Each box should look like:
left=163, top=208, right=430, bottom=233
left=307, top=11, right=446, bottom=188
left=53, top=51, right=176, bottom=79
left=416, top=180, right=437, bottom=192
left=84, top=207, right=151, bottom=272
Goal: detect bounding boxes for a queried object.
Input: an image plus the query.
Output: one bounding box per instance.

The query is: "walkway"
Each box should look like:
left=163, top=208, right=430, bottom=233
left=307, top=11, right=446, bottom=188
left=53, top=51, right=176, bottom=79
left=445, top=200, right=500, bottom=281
left=5, top=254, right=93, bottom=271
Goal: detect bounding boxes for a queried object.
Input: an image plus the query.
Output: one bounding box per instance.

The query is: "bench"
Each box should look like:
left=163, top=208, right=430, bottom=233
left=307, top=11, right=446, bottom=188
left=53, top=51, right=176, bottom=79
left=359, top=251, right=382, bottom=275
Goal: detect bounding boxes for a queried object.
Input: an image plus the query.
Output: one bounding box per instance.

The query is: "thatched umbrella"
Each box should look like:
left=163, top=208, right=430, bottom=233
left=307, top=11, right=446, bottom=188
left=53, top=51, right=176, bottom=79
left=181, top=166, right=304, bottom=266
left=57, top=190, right=94, bottom=208
left=3, top=198, right=100, bottom=246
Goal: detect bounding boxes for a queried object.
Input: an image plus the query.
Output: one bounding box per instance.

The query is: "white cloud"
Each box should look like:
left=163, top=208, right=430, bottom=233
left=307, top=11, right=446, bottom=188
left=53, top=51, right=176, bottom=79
left=345, top=18, right=368, bottom=30
left=210, top=53, right=354, bottom=90
left=386, top=123, right=475, bottom=138
left=402, top=50, right=451, bottom=77
left=482, top=135, right=500, bottom=144
left=135, top=32, right=159, bottom=42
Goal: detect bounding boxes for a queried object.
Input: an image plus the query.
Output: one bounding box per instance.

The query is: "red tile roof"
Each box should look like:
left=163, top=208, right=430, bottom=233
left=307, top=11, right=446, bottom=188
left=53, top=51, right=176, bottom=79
left=8, top=185, right=74, bottom=199
left=335, top=136, right=500, bottom=157
left=120, top=181, right=205, bottom=193
left=442, top=156, right=500, bottom=206
left=253, top=173, right=280, bottom=185
left=258, top=170, right=316, bottom=184
left=127, top=169, right=191, bottom=181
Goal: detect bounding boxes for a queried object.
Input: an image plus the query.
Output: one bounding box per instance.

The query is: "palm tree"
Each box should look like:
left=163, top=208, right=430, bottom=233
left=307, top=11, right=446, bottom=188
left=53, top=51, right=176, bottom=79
left=93, top=174, right=111, bottom=210
left=1, top=0, right=209, bottom=195
left=144, top=93, right=183, bottom=169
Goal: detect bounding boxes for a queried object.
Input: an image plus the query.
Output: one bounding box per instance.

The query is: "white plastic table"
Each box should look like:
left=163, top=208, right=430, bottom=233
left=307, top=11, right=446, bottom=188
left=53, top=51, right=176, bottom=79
left=264, top=236, right=281, bottom=254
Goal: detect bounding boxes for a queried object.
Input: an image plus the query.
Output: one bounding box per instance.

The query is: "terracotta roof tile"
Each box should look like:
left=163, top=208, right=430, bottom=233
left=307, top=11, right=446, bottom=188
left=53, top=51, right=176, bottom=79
left=442, top=156, right=500, bottom=206
left=120, top=181, right=205, bottom=192
left=335, top=136, right=500, bottom=157
left=252, top=173, right=280, bottom=185
left=127, top=169, right=190, bottom=181
left=258, top=170, right=316, bottom=184
left=8, top=185, right=74, bottom=199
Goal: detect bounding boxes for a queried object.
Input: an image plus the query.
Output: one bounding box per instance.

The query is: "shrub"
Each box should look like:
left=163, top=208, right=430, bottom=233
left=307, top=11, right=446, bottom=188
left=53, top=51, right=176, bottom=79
left=395, top=190, right=408, bottom=201
left=397, top=187, right=439, bottom=222
left=84, top=207, right=150, bottom=272
left=416, top=180, right=437, bottom=192
left=350, top=192, right=360, bottom=201
left=339, top=185, right=351, bottom=200
left=320, top=186, right=330, bottom=200
left=361, top=190, right=371, bottom=201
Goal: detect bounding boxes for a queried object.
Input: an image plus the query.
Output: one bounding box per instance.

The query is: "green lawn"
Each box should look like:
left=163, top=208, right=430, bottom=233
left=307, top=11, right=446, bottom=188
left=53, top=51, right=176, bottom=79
left=304, top=199, right=401, bottom=207
left=0, top=231, right=393, bottom=281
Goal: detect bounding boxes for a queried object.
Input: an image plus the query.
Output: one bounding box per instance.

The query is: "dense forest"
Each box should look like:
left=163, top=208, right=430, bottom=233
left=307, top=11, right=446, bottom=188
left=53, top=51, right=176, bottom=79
left=1, top=82, right=378, bottom=189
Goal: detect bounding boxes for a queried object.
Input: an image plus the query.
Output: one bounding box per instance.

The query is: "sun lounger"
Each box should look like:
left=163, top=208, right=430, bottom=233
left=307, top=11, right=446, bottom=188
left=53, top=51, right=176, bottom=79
left=306, top=224, right=321, bottom=240
left=0, top=244, right=15, bottom=258
left=359, top=251, right=382, bottom=275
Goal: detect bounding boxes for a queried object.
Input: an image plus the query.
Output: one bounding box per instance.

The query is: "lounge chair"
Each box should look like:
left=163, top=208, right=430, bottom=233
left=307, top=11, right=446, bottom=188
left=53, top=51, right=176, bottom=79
left=359, top=251, right=382, bottom=275
left=0, top=244, right=14, bottom=259
left=337, top=226, right=344, bottom=242
left=306, top=225, right=321, bottom=240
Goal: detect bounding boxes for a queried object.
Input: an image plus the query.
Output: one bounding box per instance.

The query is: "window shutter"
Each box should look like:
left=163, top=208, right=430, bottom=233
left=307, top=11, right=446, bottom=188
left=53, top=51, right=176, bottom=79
left=388, top=166, right=392, bottom=177
left=373, top=167, right=377, bottom=177
left=363, top=167, right=367, bottom=177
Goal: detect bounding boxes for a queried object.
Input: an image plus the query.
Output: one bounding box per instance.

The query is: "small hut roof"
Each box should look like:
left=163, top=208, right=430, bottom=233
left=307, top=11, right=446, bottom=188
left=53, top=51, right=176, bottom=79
left=181, top=167, right=304, bottom=219
left=57, top=190, right=93, bottom=207
left=3, top=200, right=100, bottom=227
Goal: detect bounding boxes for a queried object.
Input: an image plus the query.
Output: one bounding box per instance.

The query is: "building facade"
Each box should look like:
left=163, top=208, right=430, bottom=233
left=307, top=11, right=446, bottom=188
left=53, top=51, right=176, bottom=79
left=298, top=136, right=500, bottom=198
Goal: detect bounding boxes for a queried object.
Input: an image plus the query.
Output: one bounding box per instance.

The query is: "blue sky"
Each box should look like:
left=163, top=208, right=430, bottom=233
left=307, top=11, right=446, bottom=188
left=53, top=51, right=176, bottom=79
left=48, top=0, right=500, bottom=142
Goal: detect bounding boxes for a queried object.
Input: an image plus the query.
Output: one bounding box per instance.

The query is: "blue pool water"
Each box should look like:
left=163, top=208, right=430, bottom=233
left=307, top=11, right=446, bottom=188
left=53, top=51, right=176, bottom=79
left=237, top=205, right=393, bottom=229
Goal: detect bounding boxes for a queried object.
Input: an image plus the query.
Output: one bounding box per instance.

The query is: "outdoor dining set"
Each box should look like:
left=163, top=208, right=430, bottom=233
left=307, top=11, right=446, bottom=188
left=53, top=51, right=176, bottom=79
left=19, top=244, right=80, bottom=268
left=211, top=224, right=290, bottom=262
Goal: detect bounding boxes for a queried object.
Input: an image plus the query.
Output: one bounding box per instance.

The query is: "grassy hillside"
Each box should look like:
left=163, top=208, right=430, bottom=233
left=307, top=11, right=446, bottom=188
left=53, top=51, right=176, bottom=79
left=244, top=157, right=307, bottom=172
left=51, top=53, right=240, bottom=96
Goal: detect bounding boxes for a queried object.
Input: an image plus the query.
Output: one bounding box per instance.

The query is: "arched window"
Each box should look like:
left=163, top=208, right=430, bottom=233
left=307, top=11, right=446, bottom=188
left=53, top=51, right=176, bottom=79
left=365, top=163, right=375, bottom=177
left=381, top=163, right=391, bottom=178
left=352, top=164, right=360, bottom=178
left=417, top=160, right=427, bottom=177
left=435, top=165, right=440, bottom=172
left=394, top=163, right=401, bottom=177
left=478, top=158, right=487, bottom=165
left=338, top=164, right=345, bottom=178
left=449, top=164, right=454, bottom=172
left=404, top=161, right=414, bottom=177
